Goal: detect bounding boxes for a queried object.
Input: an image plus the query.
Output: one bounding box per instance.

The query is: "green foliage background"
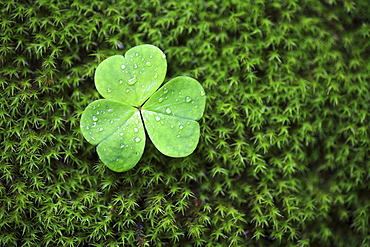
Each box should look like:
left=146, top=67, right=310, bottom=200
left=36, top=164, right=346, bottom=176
left=1, top=0, right=369, bottom=246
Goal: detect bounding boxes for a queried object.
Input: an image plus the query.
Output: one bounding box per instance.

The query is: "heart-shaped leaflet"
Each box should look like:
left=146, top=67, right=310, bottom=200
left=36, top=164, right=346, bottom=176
left=80, top=45, right=206, bottom=172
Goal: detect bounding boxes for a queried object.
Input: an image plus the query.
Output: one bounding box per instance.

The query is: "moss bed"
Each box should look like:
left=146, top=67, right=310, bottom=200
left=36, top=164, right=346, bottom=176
left=1, top=0, right=369, bottom=246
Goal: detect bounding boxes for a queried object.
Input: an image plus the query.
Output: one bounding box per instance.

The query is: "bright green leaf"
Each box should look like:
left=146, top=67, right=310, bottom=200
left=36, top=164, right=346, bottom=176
left=94, top=44, right=167, bottom=106
left=142, top=76, right=206, bottom=120
left=141, top=76, right=206, bottom=157
left=80, top=45, right=206, bottom=172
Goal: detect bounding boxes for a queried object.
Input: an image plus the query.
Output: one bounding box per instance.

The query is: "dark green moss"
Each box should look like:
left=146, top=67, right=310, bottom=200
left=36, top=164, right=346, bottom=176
left=1, top=0, right=370, bottom=246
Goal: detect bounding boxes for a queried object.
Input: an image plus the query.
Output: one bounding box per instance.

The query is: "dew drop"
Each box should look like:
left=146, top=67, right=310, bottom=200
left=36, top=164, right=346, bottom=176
left=154, top=73, right=158, bottom=79
left=99, top=127, right=104, bottom=131
left=135, top=137, right=141, bottom=142
left=92, top=116, right=98, bottom=121
left=155, top=116, right=161, bottom=121
left=135, top=53, right=139, bottom=56
left=120, top=143, right=124, bottom=148
left=179, top=125, right=184, bottom=129
left=163, top=87, right=168, bottom=94
left=127, top=77, right=137, bottom=85
left=158, top=97, right=164, bottom=103
left=96, top=111, right=100, bottom=115
left=187, top=121, right=191, bottom=125
left=120, top=133, right=124, bottom=136
left=107, top=108, right=113, bottom=112
left=119, top=79, right=123, bottom=84
left=165, top=108, right=172, bottom=114
left=170, top=125, right=174, bottom=128
left=195, top=105, right=198, bottom=108
left=92, top=105, right=96, bottom=110
left=107, top=88, right=112, bottom=93
left=135, top=152, right=139, bottom=155
left=85, top=126, right=89, bottom=130
left=200, top=90, right=205, bottom=96
left=162, top=54, right=166, bottom=58
left=146, top=61, right=152, bottom=67
left=185, top=96, right=192, bottom=102
left=177, top=135, right=181, bottom=138
left=91, top=136, right=95, bottom=140
left=126, top=88, right=130, bottom=93
left=133, top=64, right=138, bottom=69
left=121, top=64, right=126, bottom=69
left=134, top=127, right=138, bottom=133
left=110, top=120, right=114, bottom=124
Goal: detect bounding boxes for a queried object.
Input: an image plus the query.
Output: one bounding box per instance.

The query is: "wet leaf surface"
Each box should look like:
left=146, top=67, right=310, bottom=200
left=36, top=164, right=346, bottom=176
left=80, top=45, right=205, bottom=172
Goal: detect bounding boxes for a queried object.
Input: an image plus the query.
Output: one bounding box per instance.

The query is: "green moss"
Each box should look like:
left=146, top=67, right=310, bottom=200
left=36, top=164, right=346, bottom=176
left=1, top=0, right=370, bottom=246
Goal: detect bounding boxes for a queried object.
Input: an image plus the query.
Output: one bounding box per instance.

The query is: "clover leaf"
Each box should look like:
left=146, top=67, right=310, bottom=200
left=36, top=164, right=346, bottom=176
left=80, top=45, right=206, bottom=172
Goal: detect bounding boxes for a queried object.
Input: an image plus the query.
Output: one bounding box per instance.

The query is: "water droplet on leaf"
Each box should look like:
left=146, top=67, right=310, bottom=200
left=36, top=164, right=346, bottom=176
left=185, top=96, right=192, bottom=102
left=155, top=116, right=160, bottom=121
left=135, top=137, right=141, bottom=142
left=92, top=116, right=98, bottom=121
left=99, top=127, right=104, bottom=131
left=200, top=90, right=205, bottom=96
left=126, top=88, right=130, bottom=93
left=120, top=133, right=124, bottom=136
left=120, top=143, right=124, bottom=148
left=107, top=88, right=112, bottom=93
left=179, top=125, right=184, bottom=129
left=163, top=87, right=168, bottom=94
left=127, top=77, right=137, bottom=85
left=134, top=64, right=138, bottom=69
left=154, top=73, right=158, bottom=79
left=110, top=120, right=114, bottom=124
left=134, top=127, right=138, bottom=133
left=119, top=79, right=123, bottom=84
left=146, top=62, right=152, bottom=67
left=166, top=108, right=172, bottom=114
left=162, top=54, right=166, bottom=58
left=121, top=64, right=126, bottom=69
left=158, top=97, right=164, bottom=102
